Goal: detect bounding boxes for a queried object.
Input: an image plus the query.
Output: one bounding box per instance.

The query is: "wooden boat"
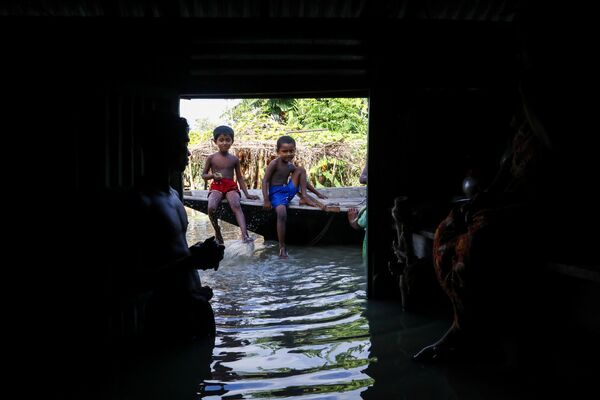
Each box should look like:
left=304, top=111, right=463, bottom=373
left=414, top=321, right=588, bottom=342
left=183, top=187, right=366, bottom=245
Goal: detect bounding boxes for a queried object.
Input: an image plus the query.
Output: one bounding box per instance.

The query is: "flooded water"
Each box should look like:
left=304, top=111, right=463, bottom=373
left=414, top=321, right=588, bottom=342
left=186, top=209, right=374, bottom=399
left=109, top=209, right=528, bottom=400
left=172, top=208, right=548, bottom=400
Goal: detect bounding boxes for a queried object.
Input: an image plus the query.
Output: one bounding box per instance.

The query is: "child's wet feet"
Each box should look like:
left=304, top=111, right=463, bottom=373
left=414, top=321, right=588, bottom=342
left=279, top=247, right=288, bottom=259
left=242, top=235, right=255, bottom=244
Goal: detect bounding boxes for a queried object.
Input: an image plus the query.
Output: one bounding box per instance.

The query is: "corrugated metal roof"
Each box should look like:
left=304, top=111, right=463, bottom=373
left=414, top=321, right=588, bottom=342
left=1, top=0, right=522, bottom=21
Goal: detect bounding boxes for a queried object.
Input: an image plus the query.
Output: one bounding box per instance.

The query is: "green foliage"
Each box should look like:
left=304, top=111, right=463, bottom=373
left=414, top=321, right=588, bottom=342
left=225, top=98, right=368, bottom=143
left=226, top=98, right=298, bottom=124
left=311, top=157, right=346, bottom=187
left=188, top=129, right=211, bottom=145
left=263, top=98, right=297, bottom=123
left=193, top=116, right=215, bottom=132
left=188, top=117, right=215, bottom=145
left=232, top=111, right=299, bottom=142
left=288, top=98, right=368, bottom=139
left=194, top=97, right=368, bottom=188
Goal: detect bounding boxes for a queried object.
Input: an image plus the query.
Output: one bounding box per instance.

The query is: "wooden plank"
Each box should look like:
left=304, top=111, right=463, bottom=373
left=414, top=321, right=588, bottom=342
left=183, top=186, right=366, bottom=245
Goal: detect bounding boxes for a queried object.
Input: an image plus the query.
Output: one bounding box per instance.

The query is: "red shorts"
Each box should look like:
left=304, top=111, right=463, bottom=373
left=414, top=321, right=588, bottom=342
left=209, top=178, right=240, bottom=195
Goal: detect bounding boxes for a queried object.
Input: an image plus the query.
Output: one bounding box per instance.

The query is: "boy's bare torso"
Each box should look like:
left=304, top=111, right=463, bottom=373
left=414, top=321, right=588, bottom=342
left=209, top=152, right=238, bottom=179
left=269, top=157, right=296, bottom=186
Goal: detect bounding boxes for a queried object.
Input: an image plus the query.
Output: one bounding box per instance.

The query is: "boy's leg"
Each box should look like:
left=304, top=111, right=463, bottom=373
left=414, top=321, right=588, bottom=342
left=275, top=204, right=288, bottom=258
left=226, top=191, right=253, bottom=242
left=290, top=167, right=307, bottom=196
left=291, top=167, right=326, bottom=209
left=207, top=191, right=225, bottom=244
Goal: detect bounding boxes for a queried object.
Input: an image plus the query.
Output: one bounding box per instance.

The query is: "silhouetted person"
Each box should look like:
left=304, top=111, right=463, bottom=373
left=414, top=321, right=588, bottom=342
left=134, top=111, right=225, bottom=340
left=413, top=79, right=551, bottom=363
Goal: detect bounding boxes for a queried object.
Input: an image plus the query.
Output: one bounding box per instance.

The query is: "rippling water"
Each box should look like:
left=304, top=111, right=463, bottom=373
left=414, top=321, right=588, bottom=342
left=186, top=209, right=373, bottom=399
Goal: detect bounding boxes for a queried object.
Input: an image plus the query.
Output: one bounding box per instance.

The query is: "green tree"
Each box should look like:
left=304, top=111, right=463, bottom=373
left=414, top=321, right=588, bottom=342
left=218, top=97, right=369, bottom=187
left=188, top=117, right=214, bottom=145
left=225, top=98, right=297, bottom=123
left=288, top=98, right=368, bottom=138
left=193, top=116, right=214, bottom=132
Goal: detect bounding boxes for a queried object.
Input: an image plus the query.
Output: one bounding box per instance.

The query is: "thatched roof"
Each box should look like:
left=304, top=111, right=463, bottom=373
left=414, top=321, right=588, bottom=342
left=189, top=139, right=363, bottom=169
left=184, top=138, right=364, bottom=190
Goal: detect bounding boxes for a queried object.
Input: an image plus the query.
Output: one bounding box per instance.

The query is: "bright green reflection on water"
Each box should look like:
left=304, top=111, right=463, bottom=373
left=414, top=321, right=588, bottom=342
left=186, top=209, right=374, bottom=399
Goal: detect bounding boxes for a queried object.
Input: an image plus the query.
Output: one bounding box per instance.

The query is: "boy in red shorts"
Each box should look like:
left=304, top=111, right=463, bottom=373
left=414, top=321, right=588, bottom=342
left=202, top=126, right=259, bottom=244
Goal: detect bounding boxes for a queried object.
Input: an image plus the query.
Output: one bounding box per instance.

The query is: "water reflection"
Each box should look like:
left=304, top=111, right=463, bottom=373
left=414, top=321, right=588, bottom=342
left=186, top=209, right=373, bottom=399
left=185, top=209, right=541, bottom=400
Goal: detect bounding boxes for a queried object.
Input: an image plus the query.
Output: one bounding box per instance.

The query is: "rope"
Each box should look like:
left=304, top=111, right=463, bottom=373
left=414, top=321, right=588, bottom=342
left=308, top=213, right=336, bottom=246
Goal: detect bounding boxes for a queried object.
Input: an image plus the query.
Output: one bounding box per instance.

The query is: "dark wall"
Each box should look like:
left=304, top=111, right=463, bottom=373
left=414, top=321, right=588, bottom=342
left=5, top=18, right=186, bottom=396
left=9, top=18, right=520, bottom=312
left=365, top=21, right=520, bottom=296
left=5, top=8, right=598, bottom=395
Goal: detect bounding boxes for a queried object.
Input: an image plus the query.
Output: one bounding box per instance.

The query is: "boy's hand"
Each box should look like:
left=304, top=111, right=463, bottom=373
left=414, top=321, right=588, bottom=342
left=347, top=207, right=358, bottom=223
left=246, top=194, right=260, bottom=200
left=317, top=192, right=328, bottom=199
left=213, top=172, right=223, bottom=181
left=263, top=200, right=272, bottom=210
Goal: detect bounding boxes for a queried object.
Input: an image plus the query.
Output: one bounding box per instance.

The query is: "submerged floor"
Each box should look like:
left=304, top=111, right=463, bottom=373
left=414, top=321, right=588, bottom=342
left=188, top=210, right=373, bottom=398
left=108, top=210, right=596, bottom=399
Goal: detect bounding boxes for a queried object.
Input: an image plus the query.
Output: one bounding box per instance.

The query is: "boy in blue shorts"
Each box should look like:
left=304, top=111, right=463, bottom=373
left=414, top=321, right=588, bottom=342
left=262, top=135, right=328, bottom=258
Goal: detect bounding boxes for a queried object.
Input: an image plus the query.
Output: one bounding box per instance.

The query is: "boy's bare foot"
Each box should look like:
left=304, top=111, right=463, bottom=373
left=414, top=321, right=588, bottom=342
left=279, top=247, right=288, bottom=259
left=299, top=195, right=326, bottom=209
left=242, top=235, right=255, bottom=243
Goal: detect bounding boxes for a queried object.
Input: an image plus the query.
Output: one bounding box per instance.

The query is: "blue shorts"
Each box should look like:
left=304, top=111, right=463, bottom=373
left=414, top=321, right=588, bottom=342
left=269, top=180, right=299, bottom=208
